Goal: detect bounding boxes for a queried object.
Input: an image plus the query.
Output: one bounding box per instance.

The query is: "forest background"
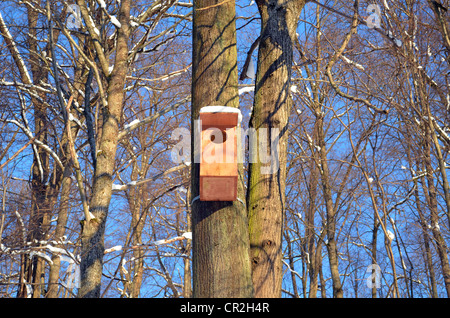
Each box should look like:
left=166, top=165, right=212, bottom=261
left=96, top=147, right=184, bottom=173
left=0, top=0, right=450, bottom=298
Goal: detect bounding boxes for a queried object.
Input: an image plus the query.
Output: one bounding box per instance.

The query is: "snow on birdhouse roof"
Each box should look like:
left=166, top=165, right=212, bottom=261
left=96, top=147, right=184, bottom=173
left=200, top=106, right=242, bottom=124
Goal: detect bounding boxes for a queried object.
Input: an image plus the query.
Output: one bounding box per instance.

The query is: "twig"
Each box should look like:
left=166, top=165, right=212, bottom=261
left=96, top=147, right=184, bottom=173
left=118, top=96, right=191, bottom=140
left=111, top=164, right=187, bottom=192
left=325, top=0, right=389, bottom=115
left=47, top=1, right=68, bottom=123
left=103, top=234, right=191, bottom=254
left=0, top=127, right=47, bottom=171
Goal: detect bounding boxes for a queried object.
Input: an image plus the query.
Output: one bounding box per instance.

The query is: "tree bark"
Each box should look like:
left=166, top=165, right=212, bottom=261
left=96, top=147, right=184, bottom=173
left=247, top=0, right=305, bottom=298
left=127, top=168, right=148, bottom=298
left=46, top=166, right=72, bottom=298
left=78, top=0, right=131, bottom=298
left=413, top=176, right=438, bottom=298
left=191, top=0, right=253, bottom=298
left=316, top=114, right=343, bottom=298
left=305, top=147, right=320, bottom=298
left=420, top=132, right=450, bottom=297
left=17, top=7, right=51, bottom=298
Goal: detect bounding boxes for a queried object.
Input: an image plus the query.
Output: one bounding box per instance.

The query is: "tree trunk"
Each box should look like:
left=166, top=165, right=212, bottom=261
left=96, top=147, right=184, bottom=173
left=46, top=32, right=87, bottom=296
left=46, top=167, right=72, bottom=298
left=128, top=176, right=148, bottom=298
left=16, top=7, right=51, bottom=298
left=305, top=150, right=320, bottom=298
left=413, top=177, right=438, bottom=298
left=247, top=0, right=305, bottom=298
left=420, top=132, right=450, bottom=297
left=184, top=186, right=192, bottom=298
left=284, top=230, right=299, bottom=297
left=316, top=115, right=343, bottom=298
left=427, top=0, right=450, bottom=64
left=78, top=0, right=131, bottom=298
left=191, top=0, right=253, bottom=298
left=370, top=214, right=379, bottom=298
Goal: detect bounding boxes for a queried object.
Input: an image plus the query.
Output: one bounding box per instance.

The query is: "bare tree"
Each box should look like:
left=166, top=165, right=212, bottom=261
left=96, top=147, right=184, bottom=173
left=190, top=0, right=253, bottom=298
left=246, top=0, right=306, bottom=298
left=1, top=0, right=450, bottom=299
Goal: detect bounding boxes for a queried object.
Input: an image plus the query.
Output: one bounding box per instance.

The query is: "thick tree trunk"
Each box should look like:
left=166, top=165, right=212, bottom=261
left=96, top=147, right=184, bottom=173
left=16, top=8, right=51, bottom=298
left=191, top=0, right=253, bottom=298
left=46, top=36, right=87, bottom=297
left=78, top=1, right=131, bottom=298
left=247, top=0, right=305, bottom=298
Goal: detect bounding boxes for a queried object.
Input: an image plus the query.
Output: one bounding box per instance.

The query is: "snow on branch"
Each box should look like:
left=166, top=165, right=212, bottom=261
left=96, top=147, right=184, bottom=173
left=433, top=119, right=450, bottom=145
left=0, top=80, right=54, bottom=94
left=341, top=55, right=365, bottom=71
left=0, top=12, right=32, bottom=85
left=0, top=240, right=77, bottom=264
left=7, top=120, right=64, bottom=170
left=282, top=259, right=302, bottom=279
left=128, top=65, right=191, bottom=83
left=103, top=232, right=192, bottom=254
left=111, top=164, right=186, bottom=192
left=98, top=0, right=107, bottom=9
left=118, top=95, right=190, bottom=139
left=135, top=0, right=178, bottom=25
left=77, top=0, right=110, bottom=75
left=238, top=85, right=255, bottom=95
left=97, top=0, right=122, bottom=28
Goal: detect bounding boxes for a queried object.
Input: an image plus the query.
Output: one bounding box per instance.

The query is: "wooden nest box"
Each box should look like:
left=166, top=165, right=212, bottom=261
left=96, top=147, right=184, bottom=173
left=199, top=106, right=242, bottom=201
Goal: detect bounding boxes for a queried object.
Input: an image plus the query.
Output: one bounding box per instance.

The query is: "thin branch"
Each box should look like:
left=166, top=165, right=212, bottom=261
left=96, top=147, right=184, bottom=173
left=309, top=0, right=403, bottom=48
left=6, top=119, right=64, bottom=172
left=0, top=128, right=45, bottom=171
left=111, top=164, right=187, bottom=192
left=118, top=96, right=191, bottom=140
left=54, top=17, right=108, bottom=110
left=325, top=0, right=389, bottom=115
left=103, top=233, right=192, bottom=254
left=65, top=96, right=91, bottom=223
left=0, top=12, right=32, bottom=85
left=77, top=0, right=110, bottom=76
left=47, top=1, right=68, bottom=122
left=84, top=68, right=97, bottom=169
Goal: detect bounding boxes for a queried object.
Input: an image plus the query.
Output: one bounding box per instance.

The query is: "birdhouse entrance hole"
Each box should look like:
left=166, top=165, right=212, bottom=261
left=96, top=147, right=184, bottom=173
left=209, top=129, right=227, bottom=144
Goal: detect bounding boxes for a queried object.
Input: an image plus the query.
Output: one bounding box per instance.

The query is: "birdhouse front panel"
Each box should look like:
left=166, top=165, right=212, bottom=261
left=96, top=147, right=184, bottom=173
left=199, top=107, right=241, bottom=201
left=200, top=176, right=237, bottom=202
